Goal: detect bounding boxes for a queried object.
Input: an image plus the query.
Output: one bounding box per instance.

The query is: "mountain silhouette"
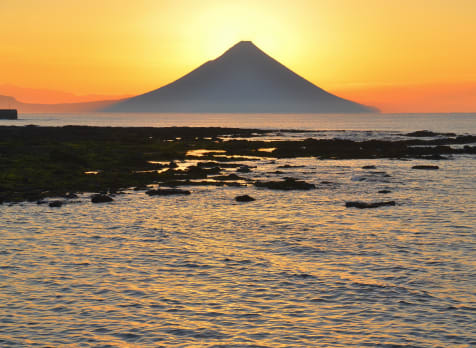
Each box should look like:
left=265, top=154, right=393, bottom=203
left=105, top=41, right=376, bottom=113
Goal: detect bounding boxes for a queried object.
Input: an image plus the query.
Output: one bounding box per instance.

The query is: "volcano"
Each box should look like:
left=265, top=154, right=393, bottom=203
left=105, top=41, right=376, bottom=113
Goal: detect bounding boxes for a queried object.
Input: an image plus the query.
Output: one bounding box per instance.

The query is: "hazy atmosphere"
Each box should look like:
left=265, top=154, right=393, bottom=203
left=1, top=1, right=475, bottom=347
left=1, top=0, right=476, bottom=112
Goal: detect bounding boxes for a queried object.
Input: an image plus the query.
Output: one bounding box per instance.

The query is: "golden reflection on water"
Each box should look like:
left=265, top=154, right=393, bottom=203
left=186, top=149, right=226, bottom=157
left=258, top=147, right=277, bottom=153
left=0, top=155, right=474, bottom=347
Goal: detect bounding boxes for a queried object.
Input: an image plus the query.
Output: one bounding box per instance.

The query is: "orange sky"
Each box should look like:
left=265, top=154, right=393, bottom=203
left=1, top=0, right=475, bottom=112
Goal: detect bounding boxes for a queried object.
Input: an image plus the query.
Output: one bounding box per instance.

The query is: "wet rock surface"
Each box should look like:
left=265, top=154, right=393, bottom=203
left=235, top=195, right=255, bottom=202
left=404, top=130, right=456, bottom=137
left=48, top=200, right=64, bottom=207
left=412, top=165, right=439, bottom=170
left=146, top=188, right=191, bottom=196
left=91, top=194, right=114, bottom=203
left=254, top=178, right=316, bottom=190
left=236, top=165, right=252, bottom=173
left=345, top=201, right=396, bottom=209
left=277, top=164, right=305, bottom=168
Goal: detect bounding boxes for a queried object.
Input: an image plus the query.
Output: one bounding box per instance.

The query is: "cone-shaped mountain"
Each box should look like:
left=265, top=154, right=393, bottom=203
left=105, top=41, right=376, bottom=113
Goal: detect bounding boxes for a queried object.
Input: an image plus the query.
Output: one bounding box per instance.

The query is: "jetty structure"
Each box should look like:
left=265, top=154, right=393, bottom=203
left=104, top=41, right=376, bottom=113
left=0, top=109, right=18, bottom=119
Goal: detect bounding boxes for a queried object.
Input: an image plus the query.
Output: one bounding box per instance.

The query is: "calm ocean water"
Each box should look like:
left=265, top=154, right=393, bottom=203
left=0, top=113, right=475, bottom=347
left=1, top=112, right=476, bottom=133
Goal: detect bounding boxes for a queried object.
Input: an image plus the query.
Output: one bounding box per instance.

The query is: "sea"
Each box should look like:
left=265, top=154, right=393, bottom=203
left=0, top=112, right=475, bottom=347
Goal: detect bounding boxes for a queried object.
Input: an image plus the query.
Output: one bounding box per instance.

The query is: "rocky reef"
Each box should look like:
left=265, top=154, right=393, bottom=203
left=0, top=125, right=474, bottom=204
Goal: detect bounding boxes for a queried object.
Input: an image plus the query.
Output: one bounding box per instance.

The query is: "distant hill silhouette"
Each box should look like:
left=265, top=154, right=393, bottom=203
left=0, top=95, right=122, bottom=113
left=104, top=41, right=377, bottom=113
left=0, top=84, right=131, bottom=104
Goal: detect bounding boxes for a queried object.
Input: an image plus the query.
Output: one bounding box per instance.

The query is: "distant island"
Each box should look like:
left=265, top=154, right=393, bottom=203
left=104, top=41, right=377, bottom=114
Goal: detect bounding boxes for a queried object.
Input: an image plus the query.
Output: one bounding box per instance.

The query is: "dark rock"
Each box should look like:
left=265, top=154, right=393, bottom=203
left=277, top=164, right=305, bottom=168
left=198, top=161, right=241, bottom=168
left=378, top=190, right=392, bottom=194
left=169, top=161, right=178, bottom=169
left=213, top=173, right=244, bottom=181
left=146, top=188, right=191, bottom=196
left=64, top=192, right=78, bottom=199
left=48, top=200, right=64, bottom=207
left=345, top=201, right=396, bottom=209
left=185, top=165, right=220, bottom=177
left=404, top=130, right=456, bottom=137
left=22, top=191, right=48, bottom=202
left=362, top=165, right=376, bottom=169
left=237, top=165, right=251, bottom=173
left=133, top=185, right=148, bottom=191
left=159, top=180, right=243, bottom=187
left=91, top=194, right=114, bottom=203
left=235, top=195, right=255, bottom=202
left=412, top=165, right=439, bottom=170
left=254, top=177, right=315, bottom=190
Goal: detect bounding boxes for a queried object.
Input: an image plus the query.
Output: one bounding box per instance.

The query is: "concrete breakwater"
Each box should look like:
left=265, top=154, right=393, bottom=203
left=0, top=109, right=18, bottom=119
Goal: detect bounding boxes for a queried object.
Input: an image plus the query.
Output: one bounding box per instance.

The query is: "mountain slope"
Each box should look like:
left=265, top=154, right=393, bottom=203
left=105, top=41, right=376, bottom=113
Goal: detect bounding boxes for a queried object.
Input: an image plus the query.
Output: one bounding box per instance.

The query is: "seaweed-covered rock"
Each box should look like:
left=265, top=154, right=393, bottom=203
left=91, top=194, right=114, bottom=203
left=412, top=165, right=439, bottom=170
left=345, top=201, right=396, bottom=209
left=235, top=195, right=255, bottom=202
left=254, top=178, right=315, bottom=190
left=362, top=165, right=376, bottom=169
left=378, top=190, right=392, bottom=194
left=146, top=188, right=191, bottom=196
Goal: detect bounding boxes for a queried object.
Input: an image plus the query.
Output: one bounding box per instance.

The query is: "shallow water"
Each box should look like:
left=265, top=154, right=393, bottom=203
left=1, top=114, right=475, bottom=346
left=1, top=144, right=475, bottom=346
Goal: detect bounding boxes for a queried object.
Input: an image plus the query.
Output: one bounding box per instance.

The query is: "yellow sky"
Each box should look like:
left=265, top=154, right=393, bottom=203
left=1, top=0, right=475, bottom=111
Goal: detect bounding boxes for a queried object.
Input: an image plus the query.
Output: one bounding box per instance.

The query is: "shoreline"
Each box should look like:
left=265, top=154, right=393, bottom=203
left=1, top=125, right=475, bottom=204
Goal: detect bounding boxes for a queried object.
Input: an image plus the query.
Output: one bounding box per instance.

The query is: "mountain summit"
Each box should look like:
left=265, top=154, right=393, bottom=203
left=105, top=41, right=376, bottom=113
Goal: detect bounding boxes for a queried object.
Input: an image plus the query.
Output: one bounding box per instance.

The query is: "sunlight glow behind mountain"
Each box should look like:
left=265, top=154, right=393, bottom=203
left=1, top=0, right=475, bottom=112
